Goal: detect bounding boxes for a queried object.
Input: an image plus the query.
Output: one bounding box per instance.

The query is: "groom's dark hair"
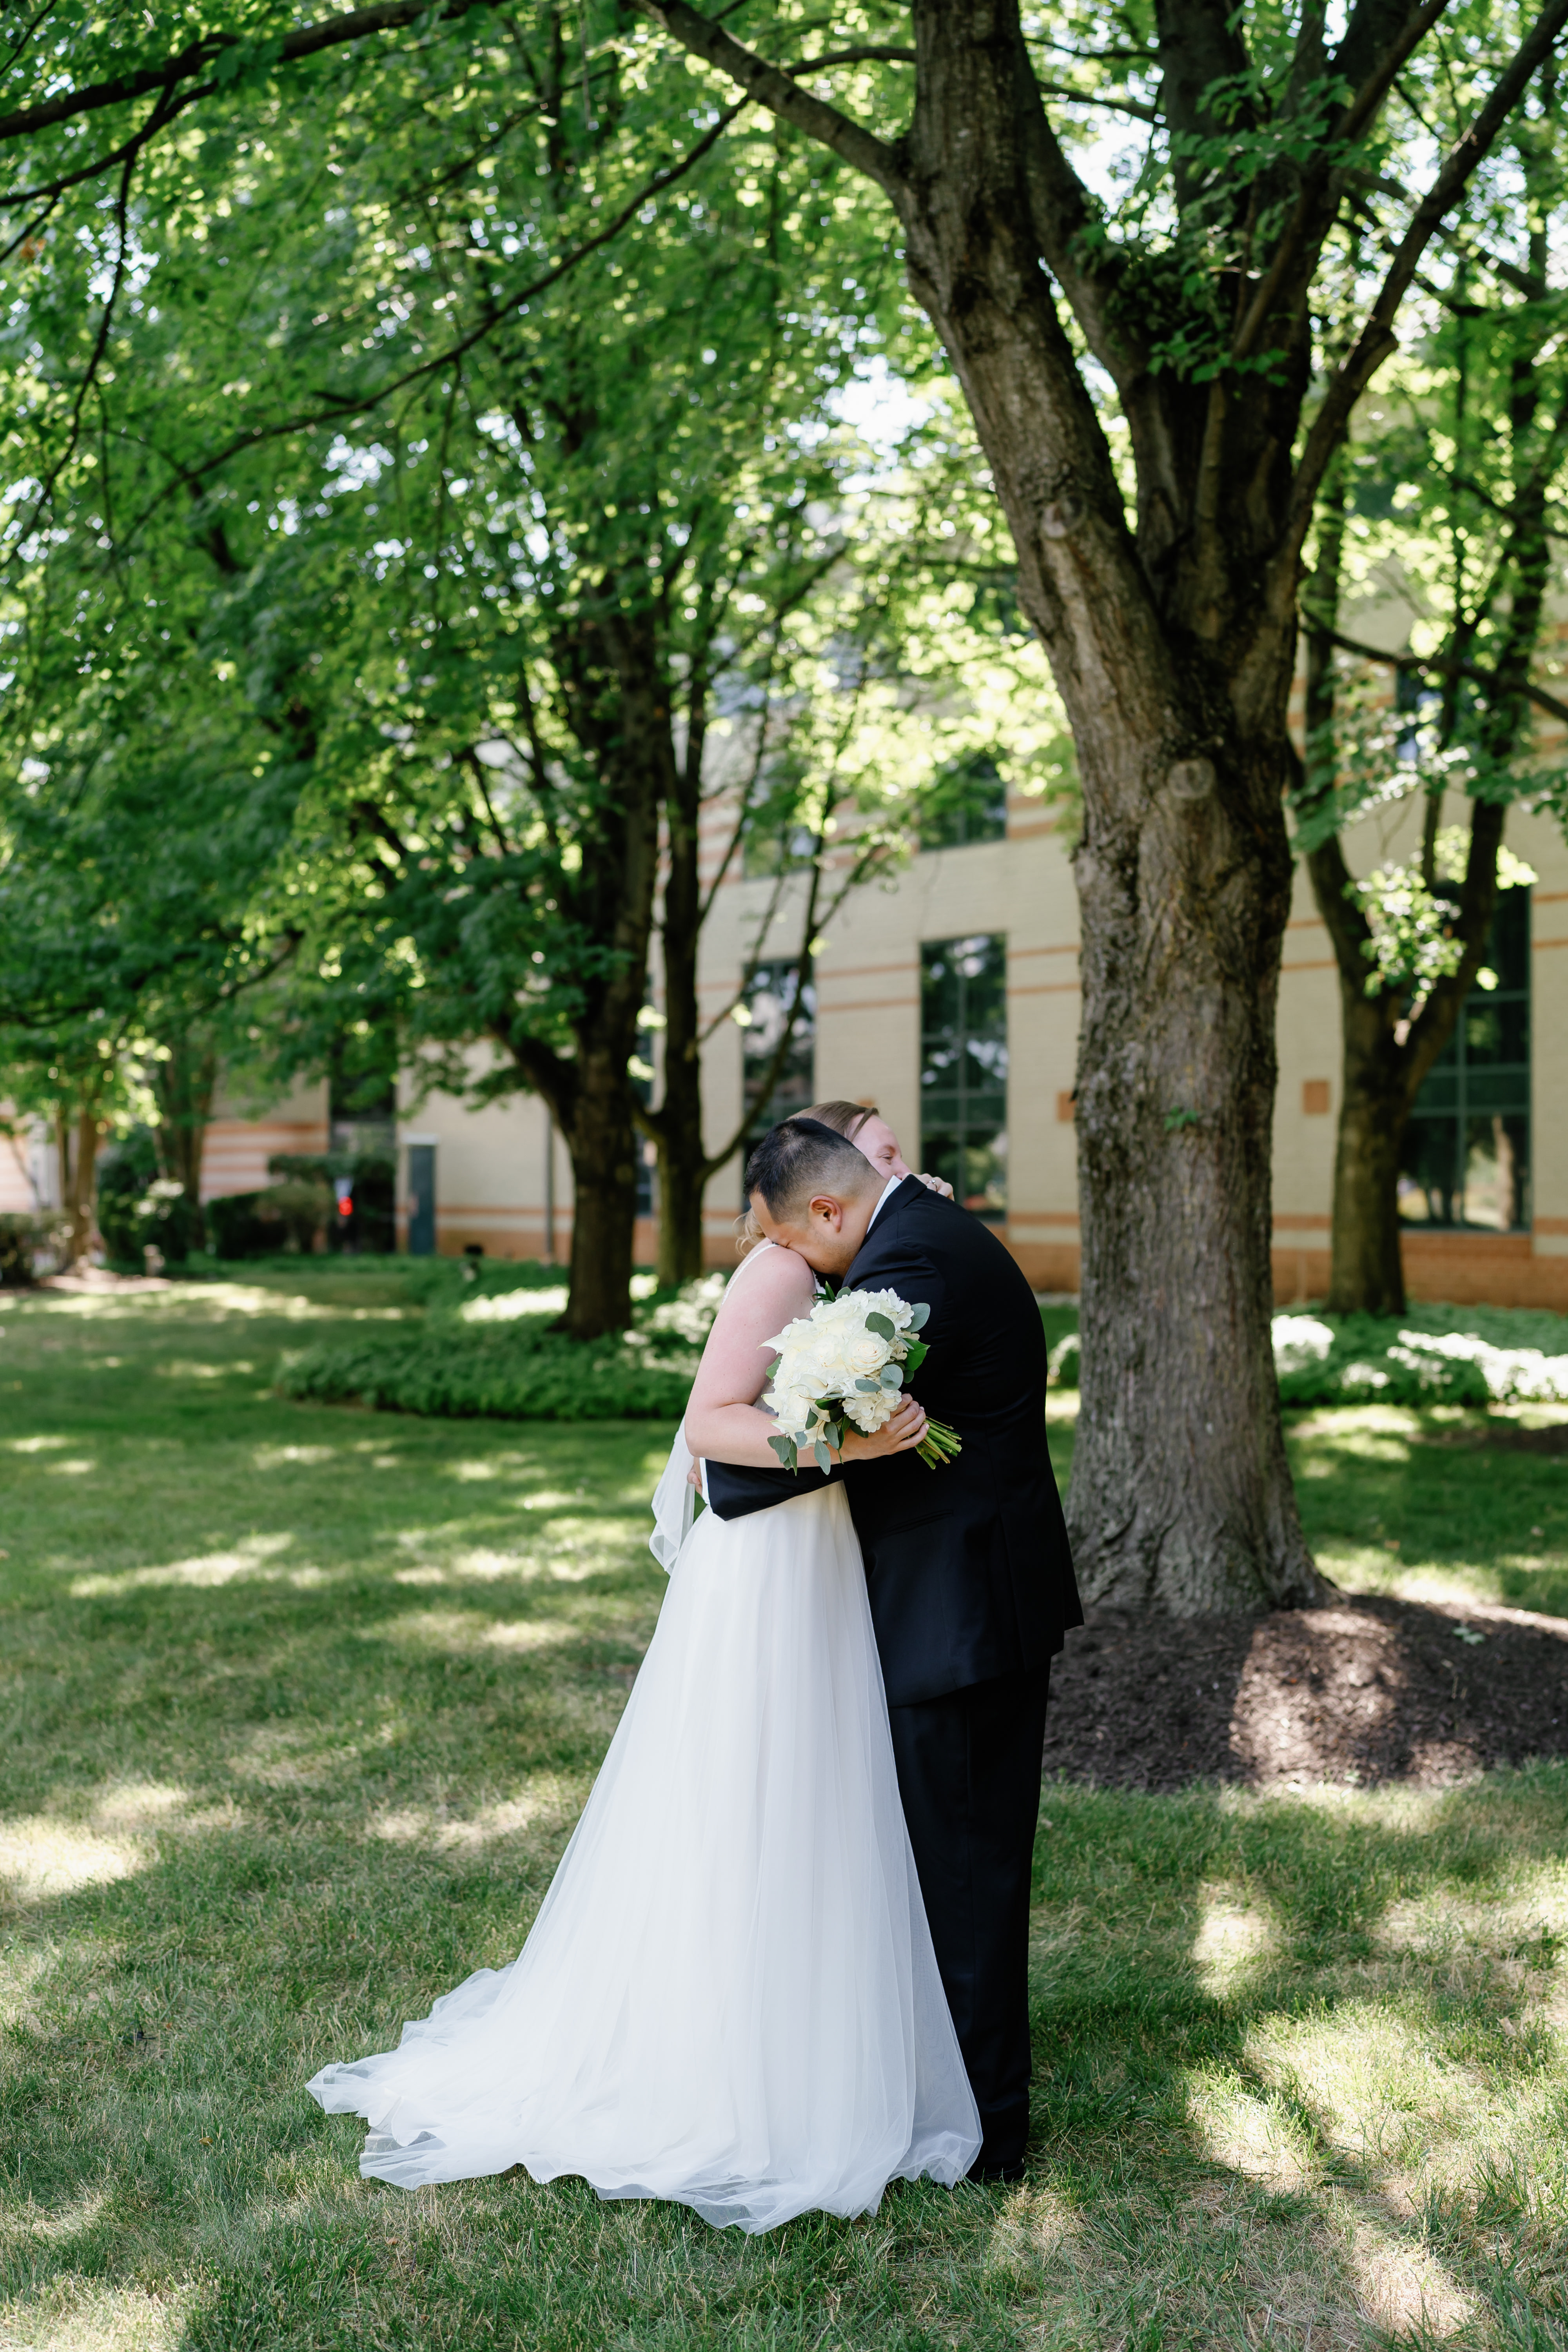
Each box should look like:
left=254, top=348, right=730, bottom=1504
left=745, top=1116, right=880, bottom=1220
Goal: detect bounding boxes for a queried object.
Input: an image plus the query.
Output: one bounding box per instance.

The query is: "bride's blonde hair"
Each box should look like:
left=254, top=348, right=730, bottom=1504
left=734, top=1100, right=880, bottom=1253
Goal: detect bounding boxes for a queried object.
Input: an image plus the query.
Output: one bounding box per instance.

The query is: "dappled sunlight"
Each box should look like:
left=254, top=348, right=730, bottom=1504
left=984, top=2181, right=1082, bottom=2265
left=68, top=1531, right=297, bottom=1597
left=43, top=1457, right=96, bottom=1476
left=0, top=1819, right=143, bottom=1903
left=1187, top=2076, right=1319, bottom=2192
left=0, top=2189, right=108, bottom=2248
left=1191, top=1885, right=1279, bottom=1995
left=0, top=1781, right=249, bottom=1907
left=1229, top=1608, right=1402, bottom=1783
left=5, top=1434, right=68, bottom=1452
left=0, top=2276, right=193, bottom=2351
left=361, top=1607, right=570, bottom=1657
left=458, top=1286, right=568, bottom=1322
left=1247, top=2002, right=1489, bottom=2171
left=250, top=1442, right=338, bottom=1468
left=370, top=1773, right=583, bottom=1855
left=1337, top=2201, right=1477, bottom=2338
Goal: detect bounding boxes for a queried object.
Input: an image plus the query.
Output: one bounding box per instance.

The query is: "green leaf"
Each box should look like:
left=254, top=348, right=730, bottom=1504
left=907, top=1301, right=930, bottom=1330
left=768, top=1432, right=796, bottom=1470
left=813, top=1439, right=831, bottom=1473
left=880, top=1364, right=904, bottom=1388
left=866, top=1312, right=895, bottom=1338
left=902, top=1338, right=928, bottom=1373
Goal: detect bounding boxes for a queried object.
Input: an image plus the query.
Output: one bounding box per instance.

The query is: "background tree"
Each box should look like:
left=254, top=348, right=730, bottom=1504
left=630, top=0, right=1568, bottom=1613
left=1295, top=73, right=1568, bottom=1311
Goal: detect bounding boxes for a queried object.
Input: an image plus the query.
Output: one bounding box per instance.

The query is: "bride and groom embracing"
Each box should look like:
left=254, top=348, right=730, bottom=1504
left=309, top=1103, right=1083, bottom=2232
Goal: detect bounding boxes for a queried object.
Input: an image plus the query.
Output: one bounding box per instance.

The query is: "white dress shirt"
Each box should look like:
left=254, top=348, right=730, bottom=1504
left=864, top=1173, right=903, bottom=1235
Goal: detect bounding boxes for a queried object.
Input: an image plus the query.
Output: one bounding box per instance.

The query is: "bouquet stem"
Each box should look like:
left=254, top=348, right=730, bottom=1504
left=916, top=1418, right=962, bottom=1470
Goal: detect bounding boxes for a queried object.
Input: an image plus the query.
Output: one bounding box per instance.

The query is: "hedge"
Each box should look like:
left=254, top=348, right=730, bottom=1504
left=1046, top=1303, right=1568, bottom=1407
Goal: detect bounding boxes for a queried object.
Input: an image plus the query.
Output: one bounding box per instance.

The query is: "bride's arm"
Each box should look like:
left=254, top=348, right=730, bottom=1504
left=684, top=1250, right=928, bottom=1468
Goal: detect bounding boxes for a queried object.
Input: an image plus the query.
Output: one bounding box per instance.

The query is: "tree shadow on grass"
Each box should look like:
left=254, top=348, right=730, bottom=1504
left=1021, top=1766, right=1568, bottom=2348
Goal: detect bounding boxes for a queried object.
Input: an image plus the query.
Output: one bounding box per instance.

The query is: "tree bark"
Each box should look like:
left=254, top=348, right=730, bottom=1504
left=152, top=1033, right=218, bottom=1252
left=495, top=608, right=667, bottom=1341
left=59, top=1090, right=102, bottom=1267
left=891, top=12, right=1319, bottom=1612
left=650, top=713, right=707, bottom=1287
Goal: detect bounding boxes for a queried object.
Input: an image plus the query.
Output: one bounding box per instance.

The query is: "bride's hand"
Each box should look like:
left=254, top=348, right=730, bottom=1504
left=915, top=1171, right=955, bottom=1199
left=840, top=1396, right=928, bottom=1461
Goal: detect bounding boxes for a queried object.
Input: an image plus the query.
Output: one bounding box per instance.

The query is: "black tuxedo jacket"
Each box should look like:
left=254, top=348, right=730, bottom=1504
left=704, top=1178, right=1082, bottom=1704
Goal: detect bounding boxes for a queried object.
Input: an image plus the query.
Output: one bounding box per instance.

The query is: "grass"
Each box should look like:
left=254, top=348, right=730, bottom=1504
left=2, top=1263, right=1567, bottom=2350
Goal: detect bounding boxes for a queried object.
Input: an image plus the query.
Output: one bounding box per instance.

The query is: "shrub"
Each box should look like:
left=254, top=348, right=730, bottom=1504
left=1045, top=1303, right=1568, bottom=1406
left=0, top=1210, right=72, bottom=1286
left=279, top=1324, right=696, bottom=1420
left=1273, top=1307, right=1568, bottom=1407
left=207, top=1191, right=277, bottom=1259
left=97, top=1128, right=200, bottom=1266
left=276, top=1266, right=723, bottom=1421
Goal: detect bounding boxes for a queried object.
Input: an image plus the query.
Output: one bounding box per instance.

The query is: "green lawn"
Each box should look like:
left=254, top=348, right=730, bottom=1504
left=3, top=1268, right=1567, bottom=2351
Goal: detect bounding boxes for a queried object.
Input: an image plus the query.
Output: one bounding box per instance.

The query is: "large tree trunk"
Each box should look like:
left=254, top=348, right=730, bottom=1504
left=561, top=1038, right=643, bottom=1339
left=651, top=734, right=707, bottom=1287
left=539, top=612, right=668, bottom=1342
left=895, top=14, right=1321, bottom=1612
left=152, top=1034, right=218, bottom=1252
left=59, top=1091, right=102, bottom=1267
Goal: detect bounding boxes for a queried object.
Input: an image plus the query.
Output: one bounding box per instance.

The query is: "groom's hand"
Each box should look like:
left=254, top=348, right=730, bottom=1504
left=840, top=1396, right=928, bottom=1463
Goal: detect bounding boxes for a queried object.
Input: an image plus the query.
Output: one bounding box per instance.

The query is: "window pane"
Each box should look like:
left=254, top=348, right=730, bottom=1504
left=922, top=1125, right=1009, bottom=1216
left=1399, top=1118, right=1461, bottom=1225
left=920, top=753, right=1008, bottom=851
left=1408, top=884, right=1532, bottom=1230
left=1460, top=1112, right=1530, bottom=1230
left=1460, top=996, right=1529, bottom=1067
left=921, top=934, right=1007, bottom=1218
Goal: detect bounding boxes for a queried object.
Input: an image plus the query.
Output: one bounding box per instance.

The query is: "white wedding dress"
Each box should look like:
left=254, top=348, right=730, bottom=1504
left=307, top=1244, right=980, bottom=2232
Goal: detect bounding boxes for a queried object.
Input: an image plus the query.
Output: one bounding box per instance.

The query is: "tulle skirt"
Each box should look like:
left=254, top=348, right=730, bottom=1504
left=307, top=1481, right=980, bottom=2231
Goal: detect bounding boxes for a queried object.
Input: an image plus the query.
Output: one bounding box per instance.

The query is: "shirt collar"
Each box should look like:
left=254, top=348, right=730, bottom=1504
left=865, top=1173, right=903, bottom=1234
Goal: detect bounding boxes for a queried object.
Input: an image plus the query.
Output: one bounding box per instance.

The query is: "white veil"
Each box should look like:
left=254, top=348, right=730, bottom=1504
left=647, top=1424, right=698, bottom=1573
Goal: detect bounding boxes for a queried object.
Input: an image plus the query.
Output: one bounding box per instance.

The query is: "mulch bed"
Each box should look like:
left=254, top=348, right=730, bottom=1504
left=1046, top=1590, right=1568, bottom=1792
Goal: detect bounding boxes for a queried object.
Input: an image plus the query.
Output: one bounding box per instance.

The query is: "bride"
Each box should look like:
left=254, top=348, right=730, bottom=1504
left=307, top=1176, right=982, bottom=2232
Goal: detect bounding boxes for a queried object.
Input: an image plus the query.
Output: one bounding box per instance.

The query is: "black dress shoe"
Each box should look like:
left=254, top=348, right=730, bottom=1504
left=967, top=2155, right=1026, bottom=2185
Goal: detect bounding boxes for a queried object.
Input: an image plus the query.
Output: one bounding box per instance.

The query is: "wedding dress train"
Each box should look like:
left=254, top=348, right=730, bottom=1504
left=307, top=1413, right=980, bottom=2230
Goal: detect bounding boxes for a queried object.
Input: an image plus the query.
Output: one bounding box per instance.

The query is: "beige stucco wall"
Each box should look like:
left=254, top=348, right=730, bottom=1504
left=196, top=774, right=1563, bottom=1305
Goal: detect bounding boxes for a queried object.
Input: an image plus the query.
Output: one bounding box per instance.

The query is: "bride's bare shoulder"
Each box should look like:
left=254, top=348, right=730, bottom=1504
left=721, top=1245, right=815, bottom=1322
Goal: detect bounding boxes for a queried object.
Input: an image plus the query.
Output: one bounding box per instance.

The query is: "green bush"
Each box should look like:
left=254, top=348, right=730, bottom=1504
left=0, top=1210, right=72, bottom=1285
left=1273, top=1305, right=1568, bottom=1407
left=1045, top=1305, right=1568, bottom=1406
left=279, top=1324, right=696, bottom=1420
left=206, top=1191, right=276, bottom=1259
left=275, top=1265, right=724, bottom=1421
left=97, top=1129, right=199, bottom=1266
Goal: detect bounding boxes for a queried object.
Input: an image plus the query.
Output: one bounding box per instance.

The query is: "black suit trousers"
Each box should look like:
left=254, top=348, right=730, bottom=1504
left=886, top=1662, right=1051, bottom=2170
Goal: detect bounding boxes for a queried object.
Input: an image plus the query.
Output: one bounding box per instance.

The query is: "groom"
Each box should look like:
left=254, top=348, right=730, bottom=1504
left=705, top=1116, right=1082, bottom=2181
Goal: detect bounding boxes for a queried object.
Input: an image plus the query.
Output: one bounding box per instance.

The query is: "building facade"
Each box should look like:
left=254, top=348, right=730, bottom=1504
left=5, top=782, right=1562, bottom=1311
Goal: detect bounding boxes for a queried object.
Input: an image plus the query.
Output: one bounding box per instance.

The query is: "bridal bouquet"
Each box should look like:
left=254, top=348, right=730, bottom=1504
left=761, top=1287, right=962, bottom=1473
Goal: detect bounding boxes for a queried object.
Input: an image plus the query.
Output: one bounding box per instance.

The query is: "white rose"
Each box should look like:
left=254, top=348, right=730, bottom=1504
left=848, top=1334, right=890, bottom=1376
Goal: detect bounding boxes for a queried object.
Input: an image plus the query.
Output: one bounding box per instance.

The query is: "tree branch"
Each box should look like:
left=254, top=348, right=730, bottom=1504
left=1315, top=620, right=1568, bottom=728
left=1232, top=0, right=1453, bottom=362
left=0, top=0, right=501, bottom=145
left=1277, top=0, right=1568, bottom=600
left=639, top=2, right=909, bottom=209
